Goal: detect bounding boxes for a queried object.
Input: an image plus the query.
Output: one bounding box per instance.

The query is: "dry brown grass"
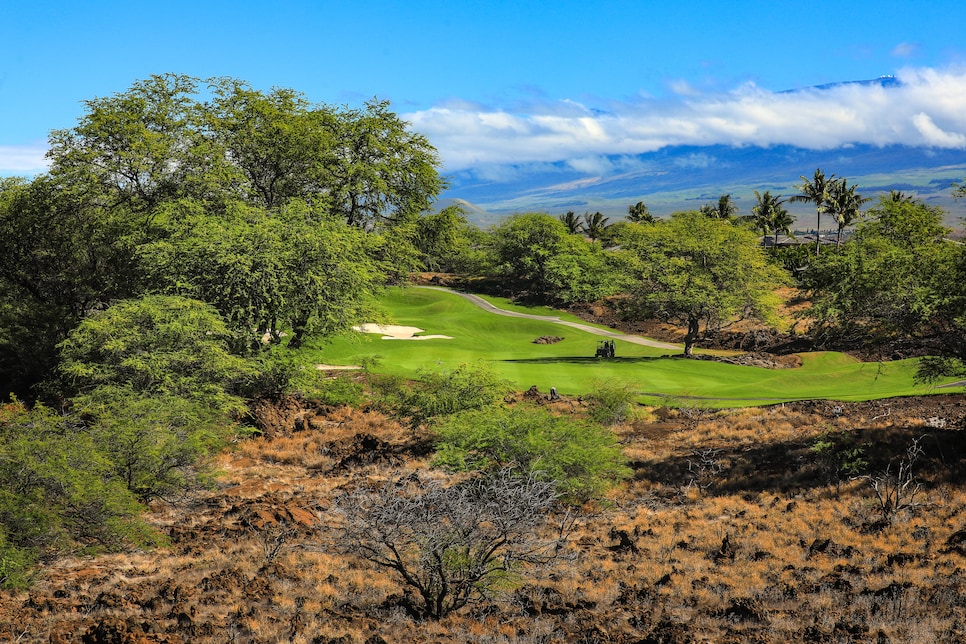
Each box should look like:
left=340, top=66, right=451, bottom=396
left=3, top=397, right=966, bottom=642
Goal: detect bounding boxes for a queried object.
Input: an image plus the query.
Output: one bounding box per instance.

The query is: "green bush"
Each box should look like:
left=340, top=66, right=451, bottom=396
left=432, top=405, right=631, bottom=502
left=586, top=379, right=638, bottom=426
left=58, top=296, right=253, bottom=500
left=80, top=388, right=230, bottom=501
left=307, top=374, right=365, bottom=408
left=376, top=362, right=510, bottom=430
left=0, top=530, right=36, bottom=590
left=0, top=400, right=155, bottom=587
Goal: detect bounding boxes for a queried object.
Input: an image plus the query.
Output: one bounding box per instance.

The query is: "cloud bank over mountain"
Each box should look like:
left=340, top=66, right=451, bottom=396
left=3, top=66, right=964, bottom=188
left=406, top=66, right=966, bottom=175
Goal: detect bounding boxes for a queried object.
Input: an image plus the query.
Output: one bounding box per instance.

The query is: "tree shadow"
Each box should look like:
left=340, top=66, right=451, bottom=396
left=632, top=424, right=966, bottom=495
left=503, top=356, right=666, bottom=365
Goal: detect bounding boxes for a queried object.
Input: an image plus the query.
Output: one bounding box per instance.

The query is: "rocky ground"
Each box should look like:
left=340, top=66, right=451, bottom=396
left=3, top=389, right=966, bottom=643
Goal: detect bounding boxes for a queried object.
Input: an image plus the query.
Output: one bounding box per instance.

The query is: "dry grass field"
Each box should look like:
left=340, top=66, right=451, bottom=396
left=3, top=392, right=966, bottom=643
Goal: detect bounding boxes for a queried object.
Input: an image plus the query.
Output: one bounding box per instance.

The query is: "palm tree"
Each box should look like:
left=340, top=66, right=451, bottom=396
left=583, top=211, right=610, bottom=243
left=700, top=194, right=738, bottom=221
left=752, top=190, right=791, bottom=253
left=788, top=168, right=835, bottom=256
left=827, top=179, right=869, bottom=247
left=888, top=189, right=913, bottom=203
left=558, top=210, right=584, bottom=234
left=627, top=201, right=655, bottom=224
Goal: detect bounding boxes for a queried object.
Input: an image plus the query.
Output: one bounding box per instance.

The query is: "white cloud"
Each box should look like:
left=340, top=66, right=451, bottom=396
left=405, top=66, right=966, bottom=173
left=891, top=42, right=921, bottom=58
left=912, top=112, right=966, bottom=147
left=0, top=143, right=49, bottom=175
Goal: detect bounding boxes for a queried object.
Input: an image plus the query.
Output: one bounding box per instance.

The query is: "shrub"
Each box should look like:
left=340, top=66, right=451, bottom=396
left=308, top=374, right=365, bottom=408
left=810, top=428, right=869, bottom=484
left=333, top=470, right=568, bottom=619
left=0, top=400, right=155, bottom=587
left=58, top=296, right=251, bottom=499
left=376, top=362, right=509, bottom=430
left=585, top=379, right=638, bottom=426
left=432, top=405, right=631, bottom=502
left=81, top=388, right=229, bottom=501
left=0, top=531, right=35, bottom=590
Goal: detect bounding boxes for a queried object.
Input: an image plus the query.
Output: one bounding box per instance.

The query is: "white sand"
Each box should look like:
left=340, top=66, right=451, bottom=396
left=352, top=323, right=452, bottom=340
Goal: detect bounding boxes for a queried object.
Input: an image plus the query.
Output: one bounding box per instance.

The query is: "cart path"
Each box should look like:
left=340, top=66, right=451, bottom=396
left=415, top=286, right=682, bottom=352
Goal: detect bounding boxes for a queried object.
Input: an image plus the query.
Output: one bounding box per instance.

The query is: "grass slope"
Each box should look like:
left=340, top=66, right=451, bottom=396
left=305, top=287, right=958, bottom=405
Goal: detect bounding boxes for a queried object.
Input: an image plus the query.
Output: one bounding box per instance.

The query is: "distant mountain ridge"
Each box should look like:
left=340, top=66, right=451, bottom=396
left=437, top=75, right=966, bottom=227
left=440, top=143, right=966, bottom=227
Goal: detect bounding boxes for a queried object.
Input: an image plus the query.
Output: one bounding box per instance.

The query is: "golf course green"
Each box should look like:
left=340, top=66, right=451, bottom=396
left=305, top=287, right=961, bottom=406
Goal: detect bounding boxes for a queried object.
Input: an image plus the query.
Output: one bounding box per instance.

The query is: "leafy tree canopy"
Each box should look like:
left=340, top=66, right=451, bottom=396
left=432, top=404, right=631, bottom=503
left=489, top=212, right=629, bottom=304
left=1, top=74, right=440, bottom=394
left=623, top=212, right=790, bottom=355
left=803, top=196, right=958, bottom=347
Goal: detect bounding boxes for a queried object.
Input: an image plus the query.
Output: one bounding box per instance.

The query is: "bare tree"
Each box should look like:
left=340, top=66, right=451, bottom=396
left=862, top=436, right=925, bottom=523
left=332, top=470, right=571, bottom=619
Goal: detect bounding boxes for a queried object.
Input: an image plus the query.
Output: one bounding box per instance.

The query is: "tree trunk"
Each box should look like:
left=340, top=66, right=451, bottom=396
left=815, top=209, right=822, bottom=257
left=287, top=314, right=310, bottom=349
left=684, top=317, right=699, bottom=357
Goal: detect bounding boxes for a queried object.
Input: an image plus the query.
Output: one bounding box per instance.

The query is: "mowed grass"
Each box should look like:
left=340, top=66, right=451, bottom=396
left=304, top=287, right=960, bottom=406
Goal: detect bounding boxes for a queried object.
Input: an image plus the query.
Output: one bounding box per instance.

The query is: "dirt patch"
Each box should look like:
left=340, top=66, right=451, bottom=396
left=533, top=335, right=564, bottom=344
left=686, top=351, right=803, bottom=369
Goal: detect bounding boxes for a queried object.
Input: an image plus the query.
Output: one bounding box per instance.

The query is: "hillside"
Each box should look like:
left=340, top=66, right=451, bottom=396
left=440, top=144, right=966, bottom=225
left=3, top=393, right=966, bottom=643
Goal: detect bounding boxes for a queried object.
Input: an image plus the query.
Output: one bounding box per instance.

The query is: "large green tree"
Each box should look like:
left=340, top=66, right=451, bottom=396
left=0, top=176, right=141, bottom=395
left=803, top=196, right=957, bottom=347
left=47, top=73, right=204, bottom=214
left=412, top=204, right=477, bottom=272
left=489, top=213, right=628, bottom=304
left=139, top=199, right=380, bottom=350
left=1, top=74, right=443, bottom=394
left=623, top=212, right=790, bottom=355
left=326, top=99, right=445, bottom=229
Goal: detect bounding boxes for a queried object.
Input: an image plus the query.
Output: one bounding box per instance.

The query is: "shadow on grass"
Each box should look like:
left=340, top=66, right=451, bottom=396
left=502, top=356, right=666, bottom=365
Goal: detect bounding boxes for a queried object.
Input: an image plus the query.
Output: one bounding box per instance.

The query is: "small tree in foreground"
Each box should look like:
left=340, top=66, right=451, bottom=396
left=432, top=405, right=631, bottom=502
left=375, top=362, right=510, bottom=431
left=333, top=470, right=570, bottom=619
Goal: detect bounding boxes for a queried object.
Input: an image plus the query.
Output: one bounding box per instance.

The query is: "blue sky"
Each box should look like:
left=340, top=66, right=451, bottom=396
left=2, top=0, right=964, bottom=176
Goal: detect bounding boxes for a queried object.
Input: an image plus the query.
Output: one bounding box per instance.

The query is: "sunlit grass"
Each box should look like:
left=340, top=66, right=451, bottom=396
left=301, top=287, right=961, bottom=406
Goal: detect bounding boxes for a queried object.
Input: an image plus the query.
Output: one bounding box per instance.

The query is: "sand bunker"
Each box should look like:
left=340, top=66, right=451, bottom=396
left=353, top=323, right=452, bottom=340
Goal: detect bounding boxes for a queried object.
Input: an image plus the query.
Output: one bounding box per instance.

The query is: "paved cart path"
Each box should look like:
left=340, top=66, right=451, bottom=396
left=416, top=286, right=682, bottom=352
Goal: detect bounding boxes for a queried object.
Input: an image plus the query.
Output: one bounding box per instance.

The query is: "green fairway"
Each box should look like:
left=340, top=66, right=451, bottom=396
left=304, top=287, right=961, bottom=406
